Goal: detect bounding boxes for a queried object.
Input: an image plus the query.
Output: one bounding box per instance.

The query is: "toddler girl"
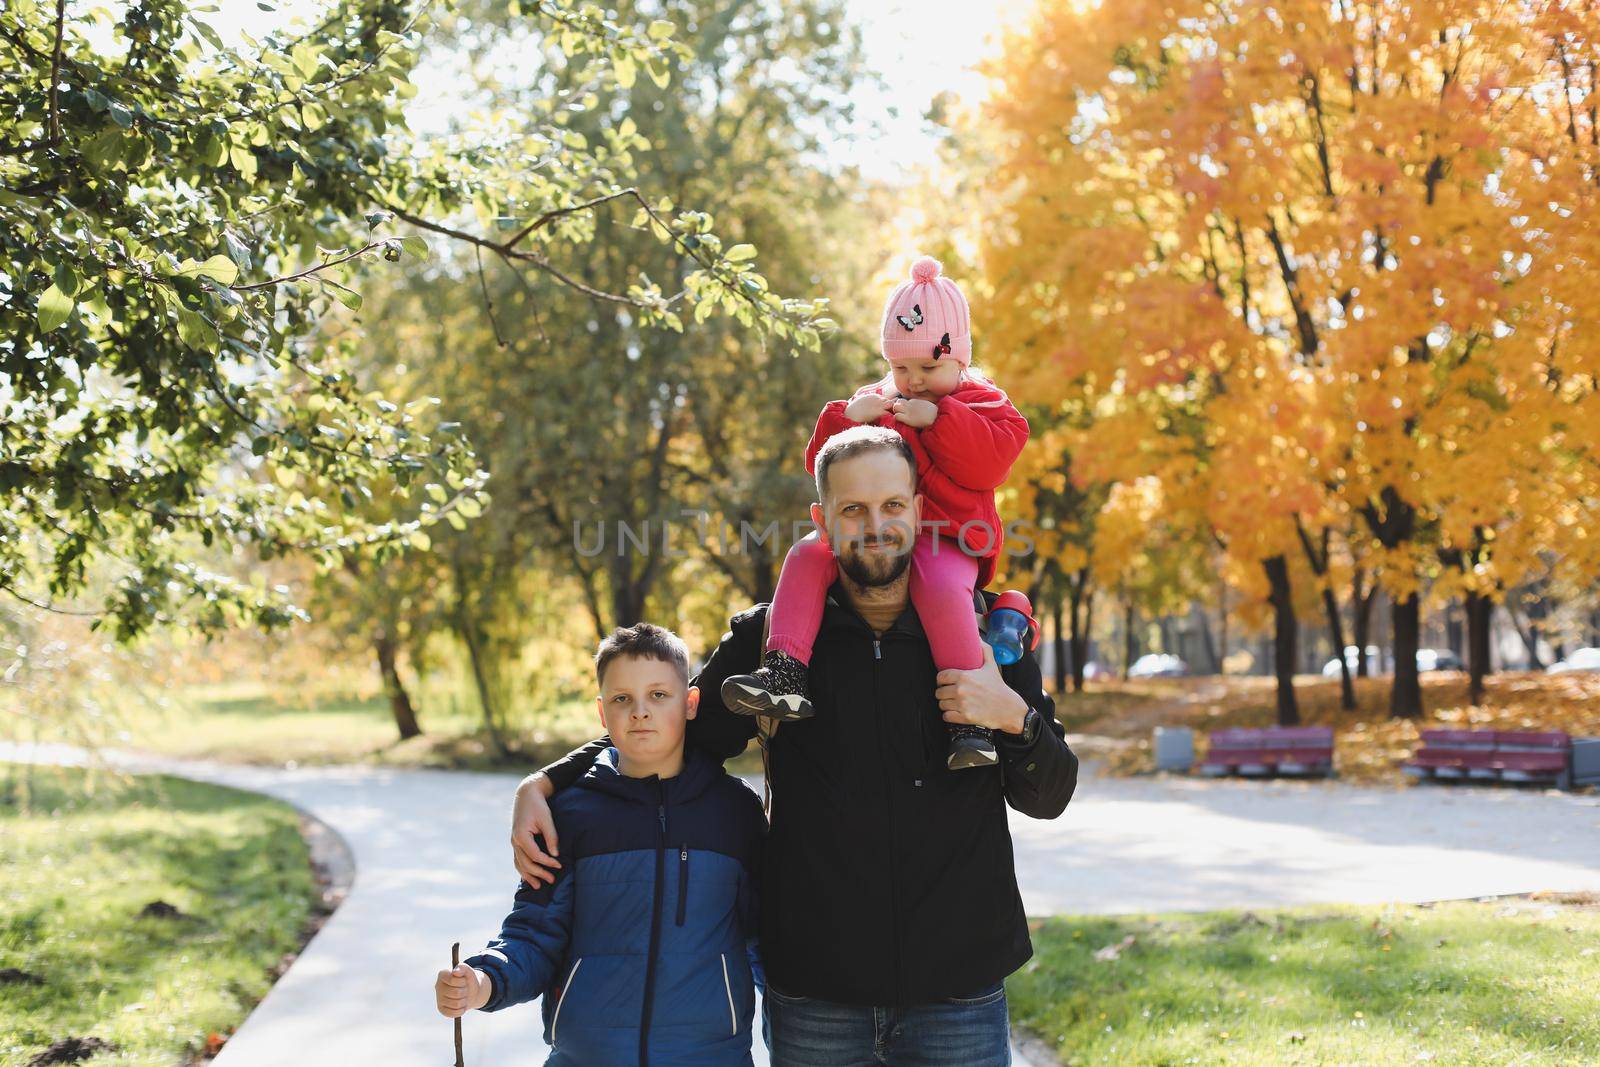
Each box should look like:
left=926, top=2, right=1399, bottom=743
left=720, top=256, right=1029, bottom=769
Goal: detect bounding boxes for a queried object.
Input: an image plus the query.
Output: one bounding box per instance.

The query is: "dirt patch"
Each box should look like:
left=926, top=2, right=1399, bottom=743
left=1202, top=911, right=1275, bottom=939
left=0, top=966, right=45, bottom=986
left=28, top=1037, right=118, bottom=1066
left=1526, top=890, right=1600, bottom=909
left=137, top=900, right=189, bottom=921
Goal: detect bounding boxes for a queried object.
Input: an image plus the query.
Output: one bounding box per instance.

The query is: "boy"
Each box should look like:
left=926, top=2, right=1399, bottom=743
left=434, top=623, right=765, bottom=1066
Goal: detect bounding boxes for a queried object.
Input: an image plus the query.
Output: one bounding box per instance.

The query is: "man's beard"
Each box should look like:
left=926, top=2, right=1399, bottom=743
left=835, top=535, right=913, bottom=588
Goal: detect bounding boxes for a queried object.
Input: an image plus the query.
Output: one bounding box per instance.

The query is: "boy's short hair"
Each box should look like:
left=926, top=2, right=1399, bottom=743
left=595, top=623, right=691, bottom=688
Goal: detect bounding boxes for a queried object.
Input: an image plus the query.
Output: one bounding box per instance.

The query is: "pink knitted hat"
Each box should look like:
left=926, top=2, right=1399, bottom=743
left=880, top=255, right=972, bottom=366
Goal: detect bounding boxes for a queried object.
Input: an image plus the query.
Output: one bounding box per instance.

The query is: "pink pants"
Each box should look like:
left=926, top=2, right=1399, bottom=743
left=766, top=531, right=985, bottom=671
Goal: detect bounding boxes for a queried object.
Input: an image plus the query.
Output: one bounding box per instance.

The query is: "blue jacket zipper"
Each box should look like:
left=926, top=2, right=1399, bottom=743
left=639, top=787, right=668, bottom=1067
left=676, top=845, right=689, bottom=926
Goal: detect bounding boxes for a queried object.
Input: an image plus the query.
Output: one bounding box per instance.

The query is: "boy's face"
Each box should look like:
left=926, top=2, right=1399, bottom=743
left=596, top=655, right=698, bottom=767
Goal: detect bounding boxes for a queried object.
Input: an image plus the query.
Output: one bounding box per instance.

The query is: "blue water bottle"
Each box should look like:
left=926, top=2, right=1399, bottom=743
left=983, top=590, right=1039, bottom=666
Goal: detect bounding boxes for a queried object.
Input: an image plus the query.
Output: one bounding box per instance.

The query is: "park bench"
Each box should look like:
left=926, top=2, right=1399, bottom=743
left=1403, top=730, right=1600, bottom=791
left=1199, top=726, right=1335, bottom=778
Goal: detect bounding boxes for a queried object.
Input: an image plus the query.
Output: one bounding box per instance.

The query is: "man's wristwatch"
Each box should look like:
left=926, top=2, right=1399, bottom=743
left=1006, top=706, right=1042, bottom=746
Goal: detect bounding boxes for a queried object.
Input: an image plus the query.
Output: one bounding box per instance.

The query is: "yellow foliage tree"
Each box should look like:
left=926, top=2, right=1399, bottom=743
left=980, top=0, right=1600, bottom=719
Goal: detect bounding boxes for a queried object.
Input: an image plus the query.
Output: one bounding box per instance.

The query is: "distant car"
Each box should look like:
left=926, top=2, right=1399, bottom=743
left=1417, top=648, right=1465, bottom=672
left=1548, top=647, right=1600, bottom=674
left=1081, top=660, right=1115, bottom=681
left=1321, top=645, right=1383, bottom=677
left=1320, top=646, right=1462, bottom=676
left=1129, top=653, right=1189, bottom=678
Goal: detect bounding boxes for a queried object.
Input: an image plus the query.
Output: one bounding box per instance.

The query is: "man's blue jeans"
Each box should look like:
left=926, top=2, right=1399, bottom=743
left=763, top=982, right=1011, bottom=1066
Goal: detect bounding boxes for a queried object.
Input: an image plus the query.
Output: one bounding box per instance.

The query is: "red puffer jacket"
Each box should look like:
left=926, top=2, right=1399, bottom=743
left=803, top=375, right=1029, bottom=588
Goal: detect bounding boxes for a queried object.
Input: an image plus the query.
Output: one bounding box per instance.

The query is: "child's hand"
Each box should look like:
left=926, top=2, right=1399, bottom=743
left=889, top=397, right=939, bottom=428
left=844, top=393, right=894, bottom=424
left=436, top=963, right=492, bottom=1018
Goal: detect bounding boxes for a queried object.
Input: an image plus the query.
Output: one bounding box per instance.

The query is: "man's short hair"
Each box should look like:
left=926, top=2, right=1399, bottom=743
left=814, top=425, right=918, bottom=502
left=595, top=623, right=691, bottom=688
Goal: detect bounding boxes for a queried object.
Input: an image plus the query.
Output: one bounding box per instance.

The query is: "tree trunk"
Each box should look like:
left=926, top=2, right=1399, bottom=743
left=1194, top=603, right=1219, bottom=674
left=1071, top=581, right=1094, bottom=692
left=374, top=632, right=422, bottom=740
left=457, top=612, right=508, bottom=757
left=1051, top=595, right=1068, bottom=695
left=1530, top=584, right=1558, bottom=662
left=1440, top=542, right=1494, bottom=707
left=1505, top=601, right=1546, bottom=670
left=1351, top=567, right=1375, bottom=677
left=610, top=561, right=646, bottom=629
left=1121, top=600, right=1138, bottom=680
left=1295, top=521, right=1354, bottom=710
left=1263, top=555, right=1300, bottom=726
left=1217, top=579, right=1229, bottom=672
left=750, top=535, right=776, bottom=606
left=1321, top=584, right=1356, bottom=710
left=1390, top=592, right=1424, bottom=719
left=1445, top=603, right=1464, bottom=659
left=1467, top=593, right=1492, bottom=706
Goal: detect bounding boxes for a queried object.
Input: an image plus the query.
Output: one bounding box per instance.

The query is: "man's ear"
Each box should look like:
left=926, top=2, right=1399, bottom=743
left=595, top=694, right=606, bottom=730
left=809, top=501, right=827, bottom=543
left=685, top=685, right=699, bottom=720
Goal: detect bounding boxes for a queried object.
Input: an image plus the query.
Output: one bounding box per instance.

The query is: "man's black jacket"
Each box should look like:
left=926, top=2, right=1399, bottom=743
left=541, top=583, right=1079, bottom=1006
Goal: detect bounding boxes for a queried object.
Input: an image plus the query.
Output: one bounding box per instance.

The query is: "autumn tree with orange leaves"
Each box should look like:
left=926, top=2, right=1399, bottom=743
left=980, top=0, right=1600, bottom=720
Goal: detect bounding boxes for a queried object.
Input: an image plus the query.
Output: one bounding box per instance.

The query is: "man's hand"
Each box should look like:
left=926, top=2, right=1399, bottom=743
left=889, top=397, right=939, bottom=428
left=511, top=772, right=562, bottom=888
left=436, top=963, right=492, bottom=1018
left=935, top=643, right=1028, bottom=734
left=844, top=392, right=894, bottom=424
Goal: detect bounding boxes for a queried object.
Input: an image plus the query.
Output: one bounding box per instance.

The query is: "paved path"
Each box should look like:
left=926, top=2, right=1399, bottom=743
left=7, top=742, right=1599, bottom=1066
left=4, top=745, right=1035, bottom=1066
left=1010, top=763, right=1600, bottom=916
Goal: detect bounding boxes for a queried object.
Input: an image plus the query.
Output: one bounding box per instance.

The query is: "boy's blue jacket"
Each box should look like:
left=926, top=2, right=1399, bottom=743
left=464, top=746, right=765, bottom=1067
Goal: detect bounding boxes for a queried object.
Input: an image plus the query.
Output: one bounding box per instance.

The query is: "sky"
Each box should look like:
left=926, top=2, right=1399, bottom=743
left=829, top=0, right=1029, bottom=180
left=203, top=0, right=1032, bottom=184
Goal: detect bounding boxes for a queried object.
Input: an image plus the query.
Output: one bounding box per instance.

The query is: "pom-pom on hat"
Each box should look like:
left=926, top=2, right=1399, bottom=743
left=880, top=255, right=972, bottom=367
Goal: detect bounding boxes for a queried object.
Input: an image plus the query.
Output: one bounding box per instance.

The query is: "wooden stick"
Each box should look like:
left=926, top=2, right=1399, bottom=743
left=452, top=941, right=464, bottom=1067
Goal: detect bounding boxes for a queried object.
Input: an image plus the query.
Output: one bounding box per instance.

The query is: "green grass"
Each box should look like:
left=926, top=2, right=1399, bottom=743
left=1009, top=900, right=1600, bottom=1066
left=98, top=680, right=767, bottom=777
left=0, top=763, right=320, bottom=1066
left=114, top=680, right=603, bottom=772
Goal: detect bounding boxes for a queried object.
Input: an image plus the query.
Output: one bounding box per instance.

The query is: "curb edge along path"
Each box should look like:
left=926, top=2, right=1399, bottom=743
left=0, top=744, right=1041, bottom=1066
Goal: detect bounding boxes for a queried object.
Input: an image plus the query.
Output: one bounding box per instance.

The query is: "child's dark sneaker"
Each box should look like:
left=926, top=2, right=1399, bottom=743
left=721, top=649, right=814, bottom=721
left=947, top=724, right=997, bottom=770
